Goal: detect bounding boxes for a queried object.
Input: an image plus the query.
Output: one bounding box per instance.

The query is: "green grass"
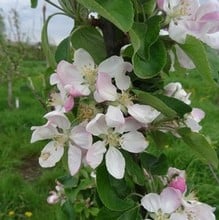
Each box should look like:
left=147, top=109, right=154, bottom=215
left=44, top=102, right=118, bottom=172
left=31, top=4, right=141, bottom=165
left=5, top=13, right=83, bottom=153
left=0, top=60, right=219, bottom=219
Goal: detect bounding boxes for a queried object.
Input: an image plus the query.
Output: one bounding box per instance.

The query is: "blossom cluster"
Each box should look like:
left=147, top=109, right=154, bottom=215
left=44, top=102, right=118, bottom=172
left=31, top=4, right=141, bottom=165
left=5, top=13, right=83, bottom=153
left=141, top=167, right=216, bottom=220
left=158, top=0, right=219, bottom=69
left=31, top=48, right=205, bottom=180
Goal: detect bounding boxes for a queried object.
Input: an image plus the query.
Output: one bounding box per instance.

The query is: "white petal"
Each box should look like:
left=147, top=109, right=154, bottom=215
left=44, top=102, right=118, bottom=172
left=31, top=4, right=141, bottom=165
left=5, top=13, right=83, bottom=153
left=170, top=213, right=187, bottom=220
left=94, top=90, right=106, bottom=103
left=31, top=124, right=58, bottom=143
left=68, top=144, right=82, bottom=176
left=191, top=108, right=205, bottom=122
left=185, top=117, right=202, bottom=132
left=39, top=141, right=64, bottom=167
left=175, top=45, right=195, bottom=69
left=86, top=141, right=106, bottom=169
left=70, top=123, right=92, bottom=149
left=105, top=147, right=125, bottom=179
left=74, top=48, right=95, bottom=71
left=141, top=193, right=161, bottom=213
left=50, top=73, right=59, bottom=85
left=44, top=111, right=71, bottom=129
left=160, top=187, right=182, bottom=214
left=86, top=113, right=108, bottom=136
left=128, top=104, right=160, bottom=124
left=98, top=56, right=124, bottom=78
left=96, top=73, right=118, bottom=101
left=120, top=131, right=148, bottom=153
left=56, top=60, right=84, bottom=85
left=105, top=105, right=125, bottom=128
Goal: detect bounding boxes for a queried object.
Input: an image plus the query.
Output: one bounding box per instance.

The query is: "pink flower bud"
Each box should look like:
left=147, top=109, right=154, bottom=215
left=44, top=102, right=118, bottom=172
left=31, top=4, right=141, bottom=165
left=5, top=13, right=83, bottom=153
left=169, top=177, right=187, bottom=193
left=47, top=191, right=59, bottom=204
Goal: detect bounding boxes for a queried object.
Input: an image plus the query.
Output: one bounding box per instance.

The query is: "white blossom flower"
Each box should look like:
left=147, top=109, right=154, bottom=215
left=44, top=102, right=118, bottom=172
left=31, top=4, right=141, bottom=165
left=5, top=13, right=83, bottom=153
left=164, top=82, right=191, bottom=105
left=31, top=111, right=92, bottom=175
left=141, top=187, right=182, bottom=219
left=86, top=106, right=148, bottom=179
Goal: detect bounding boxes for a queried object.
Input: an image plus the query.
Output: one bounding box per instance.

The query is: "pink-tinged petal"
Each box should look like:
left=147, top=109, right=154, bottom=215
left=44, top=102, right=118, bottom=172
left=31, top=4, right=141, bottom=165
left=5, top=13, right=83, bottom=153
left=141, top=193, right=161, bottom=213
left=96, top=73, right=118, bottom=101
left=68, top=144, right=82, bottom=176
left=185, top=117, right=202, bottom=132
left=169, top=177, right=187, bottom=193
left=128, top=104, right=160, bottom=124
left=44, top=111, right=71, bottom=129
left=47, top=192, right=59, bottom=204
left=86, top=141, right=106, bottom=169
left=64, top=84, right=90, bottom=97
left=57, top=60, right=83, bottom=85
left=120, top=131, right=148, bottom=153
left=94, top=90, right=106, bottom=103
left=86, top=113, right=108, bottom=136
left=191, top=108, right=205, bottom=122
left=115, top=116, right=143, bottom=134
left=170, top=213, right=187, bottom=220
left=70, top=123, right=92, bottom=149
left=196, top=2, right=219, bottom=21
left=164, top=82, right=182, bottom=97
left=39, top=141, right=64, bottom=167
left=105, top=105, right=125, bottom=128
left=50, top=73, right=59, bottom=85
left=156, top=0, right=164, bottom=9
left=105, top=147, right=125, bottom=179
left=31, top=124, right=58, bottom=143
left=64, top=96, right=74, bottom=112
left=98, top=56, right=124, bottom=78
left=160, top=187, right=182, bottom=213
left=175, top=45, right=195, bottom=69
left=73, top=48, right=95, bottom=70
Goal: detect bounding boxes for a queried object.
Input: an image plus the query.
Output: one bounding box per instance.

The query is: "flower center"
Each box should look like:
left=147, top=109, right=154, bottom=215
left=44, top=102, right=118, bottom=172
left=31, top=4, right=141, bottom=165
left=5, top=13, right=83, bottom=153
left=83, top=67, right=97, bottom=91
left=54, top=133, right=69, bottom=145
left=105, top=130, right=120, bottom=147
left=119, top=91, right=133, bottom=106
left=78, top=103, right=97, bottom=122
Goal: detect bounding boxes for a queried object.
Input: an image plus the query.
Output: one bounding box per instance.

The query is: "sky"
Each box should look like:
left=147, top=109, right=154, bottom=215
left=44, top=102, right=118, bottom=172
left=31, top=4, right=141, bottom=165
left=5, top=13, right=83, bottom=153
left=0, top=0, right=74, bottom=44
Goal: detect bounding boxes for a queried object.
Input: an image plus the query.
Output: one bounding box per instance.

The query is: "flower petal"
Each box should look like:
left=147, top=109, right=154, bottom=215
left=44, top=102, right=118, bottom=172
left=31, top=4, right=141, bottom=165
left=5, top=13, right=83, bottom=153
left=96, top=73, right=118, bottom=101
left=105, top=105, right=125, bottom=128
left=141, top=193, right=161, bottom=213
left=105, top=147, right=125, bottom=179
left=68, top=144, right=82, bottom=176
left=98, top=56, right=124, bottom=78
left=86, top=141, right=106, bottom=169
left=39, top=141, right=64, bottom=167
left=31, top=123, right=58, bottom=143
left=160, top=187, right=182, bottom=214
left=120, top=131, right=148, bottom=153
left=74, top=48, right=95, bottom=71
left=128, top=104, right=160, bottom=124
left=44, top=111, right=71, bottom=129
left=70, top=123, right=92, bottom=149
left=86, top=113, right=108, bottom=136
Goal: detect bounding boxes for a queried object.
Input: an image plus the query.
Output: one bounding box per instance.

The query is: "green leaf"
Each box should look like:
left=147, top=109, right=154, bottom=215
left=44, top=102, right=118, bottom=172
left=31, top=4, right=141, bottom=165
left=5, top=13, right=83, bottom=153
left=122, top=151, right=145, bottom=186
left=117, top=207, right=141, bottom=220
left=132, top=89, right=177, bottom=118
left=129, top=19, right=166, bottom=78
left=151, top=130, right=172, bottom=148
left=57, top=175, right=78, bottom=189
left=132, top=40, right=167, bottom=78
left=143, top=0, right=156, bottom=15
left=71, top=25, right=107, bottom=64
left=30, top=0, right=38, bottom=8
left=77, top=0, right=134, bottom=32
left=55, top=37, right=72, bottom=63
left=61, top=200, right=77, bottom=219
left=178, top=128, right=218, bottom=168
left=42, top=13, right=64, bottom=68
left=96, top=207, right=140, bottom=220
left=156, top=94, right=192, bottom=118
left=180, top=36, right=215, bottom=85
left=140, top=152, right=169, bottom=175
left=96, top=165, right=135, bottom=211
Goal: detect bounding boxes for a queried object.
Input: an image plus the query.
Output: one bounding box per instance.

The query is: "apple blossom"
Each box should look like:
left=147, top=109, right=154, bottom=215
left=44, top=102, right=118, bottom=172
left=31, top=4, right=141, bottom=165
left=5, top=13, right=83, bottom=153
left=164, top=82, right=191, bottom=104
left=86, top=106, right=148, bottom=179
left=141, top=187, right=182, bottom=219
left=31, top=111, right=92, bottom=175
